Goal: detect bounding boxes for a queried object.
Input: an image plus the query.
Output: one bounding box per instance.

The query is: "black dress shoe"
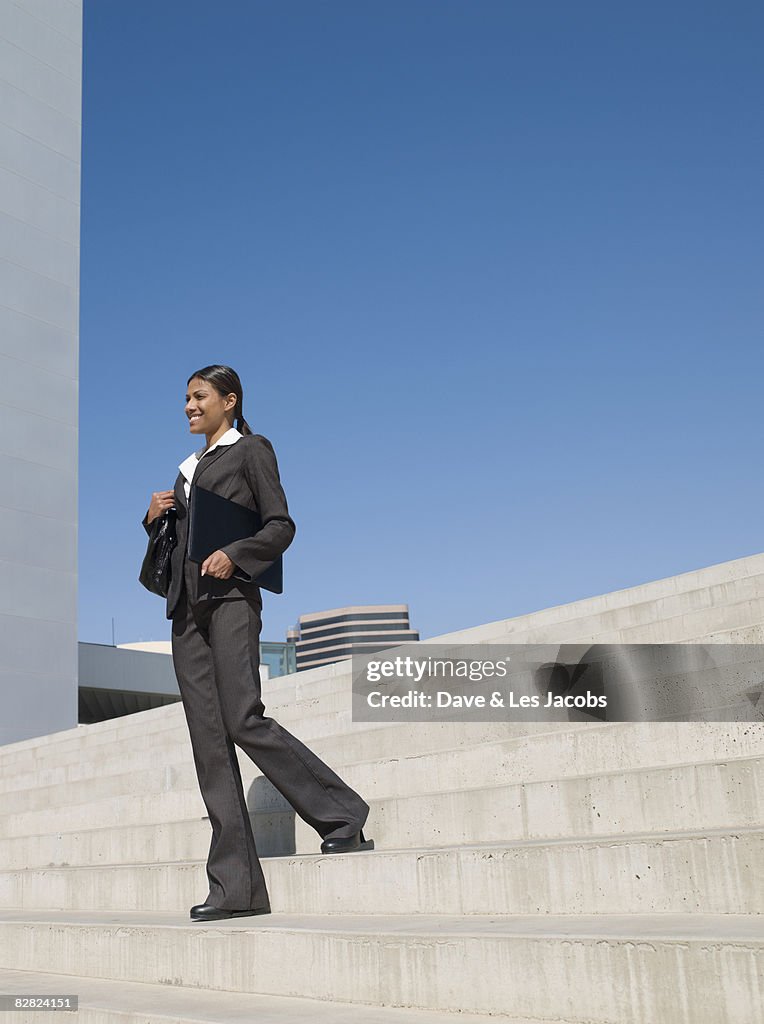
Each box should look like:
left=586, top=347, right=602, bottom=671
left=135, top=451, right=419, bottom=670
left=320, top=828, right=375, bottom=854
left=190, top=902, right=271, bottom=921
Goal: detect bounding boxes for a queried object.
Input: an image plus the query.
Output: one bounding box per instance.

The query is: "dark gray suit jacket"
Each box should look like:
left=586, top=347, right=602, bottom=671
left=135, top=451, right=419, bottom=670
left=142, top=433, right=296, bottom=620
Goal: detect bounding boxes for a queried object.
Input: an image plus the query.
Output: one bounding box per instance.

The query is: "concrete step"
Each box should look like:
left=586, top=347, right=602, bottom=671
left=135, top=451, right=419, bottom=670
left=498, top=582, right=764, bottom=642
left=2, top=828, right=761, bottom=916
left=455, top=607, right=764, bottom=648
left=436, top=556, right=764, bottom=643
left=0, top=709, right=392, bottom=774
left=0, top=667, right=373, bottom=768
left=0, top=707, right=311, bottom=782
left=2, top=686, right=583, bottom=773
left=5, top=674, right=759, bottom=785
left=0, top=909, right=759, bottom=1023
left=0, top=689, right=367, bottom=770
left=453, top=585, right=764, bottom=650
left=596, top=609, right=764, bottom=646
left=509, top=618, right=764, bottom=648
left=0, top=968, right=533, bottom=1024
left=0, top=719, right=585, bottom=791
left=1, top=720, right=762, bottom=822
left=479, top=600, right=764, bottom=649
left=0, top=755, right=760, bottom=857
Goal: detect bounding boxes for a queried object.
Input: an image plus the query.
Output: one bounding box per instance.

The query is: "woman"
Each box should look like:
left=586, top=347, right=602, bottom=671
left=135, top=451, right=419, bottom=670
left=143, top=364, right=373, bottom=922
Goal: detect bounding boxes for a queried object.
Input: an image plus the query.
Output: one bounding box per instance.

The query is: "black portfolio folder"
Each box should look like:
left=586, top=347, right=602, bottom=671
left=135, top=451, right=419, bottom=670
left=187, top=483, right=284, bottom=594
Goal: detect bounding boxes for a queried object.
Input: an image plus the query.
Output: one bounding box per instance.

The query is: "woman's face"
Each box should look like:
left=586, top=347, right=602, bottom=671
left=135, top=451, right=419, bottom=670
left=184, top=376, right=236, bottom=435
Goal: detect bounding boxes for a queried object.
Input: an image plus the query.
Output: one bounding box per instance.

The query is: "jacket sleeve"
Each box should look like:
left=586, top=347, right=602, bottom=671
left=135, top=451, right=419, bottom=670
left=141, top=509, right=152, bottom=535
left=220, top=434, right=296, bottom=583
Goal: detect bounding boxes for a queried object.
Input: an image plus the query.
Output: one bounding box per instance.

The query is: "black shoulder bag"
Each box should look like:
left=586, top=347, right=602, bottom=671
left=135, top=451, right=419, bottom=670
left=139, top=509, right=178, bottom=597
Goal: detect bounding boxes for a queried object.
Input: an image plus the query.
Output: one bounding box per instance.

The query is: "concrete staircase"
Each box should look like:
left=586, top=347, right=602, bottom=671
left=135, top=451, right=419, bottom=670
left=1, top=554, right=763, bottom=1023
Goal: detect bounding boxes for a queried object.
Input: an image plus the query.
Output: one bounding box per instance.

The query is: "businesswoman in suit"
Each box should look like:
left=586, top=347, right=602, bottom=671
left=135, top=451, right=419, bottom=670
left=143, top=364, right=373, bottom=922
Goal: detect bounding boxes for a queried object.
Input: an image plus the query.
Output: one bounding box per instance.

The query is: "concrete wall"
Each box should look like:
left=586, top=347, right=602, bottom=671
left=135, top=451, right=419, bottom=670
left=0, top=0, right=82, bottom=744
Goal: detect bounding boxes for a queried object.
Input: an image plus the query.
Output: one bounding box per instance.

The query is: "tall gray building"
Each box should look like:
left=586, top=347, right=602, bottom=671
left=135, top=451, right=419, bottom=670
left=0, top=1, right=82, bottom=745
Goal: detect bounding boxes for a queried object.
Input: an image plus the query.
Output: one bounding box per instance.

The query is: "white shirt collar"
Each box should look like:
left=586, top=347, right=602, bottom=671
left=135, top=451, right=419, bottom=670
left=179, top=426, right=243, bottom=485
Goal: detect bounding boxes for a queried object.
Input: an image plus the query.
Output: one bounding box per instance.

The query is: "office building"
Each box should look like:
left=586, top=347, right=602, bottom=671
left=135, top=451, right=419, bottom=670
left=293, top=604, right=419, bottom=672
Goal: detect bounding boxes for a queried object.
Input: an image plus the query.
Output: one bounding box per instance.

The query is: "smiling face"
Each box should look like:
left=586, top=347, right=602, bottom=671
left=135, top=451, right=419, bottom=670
left=185, top=376, right=237, bottom=435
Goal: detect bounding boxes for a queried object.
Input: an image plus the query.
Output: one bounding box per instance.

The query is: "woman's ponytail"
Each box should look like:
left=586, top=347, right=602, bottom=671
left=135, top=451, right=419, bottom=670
left=236, top=410, right=253, bottom=436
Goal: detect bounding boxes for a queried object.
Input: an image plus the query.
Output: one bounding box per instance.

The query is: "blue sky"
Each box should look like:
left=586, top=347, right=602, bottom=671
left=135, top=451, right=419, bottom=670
left=79, top=1, right=764, bottom=647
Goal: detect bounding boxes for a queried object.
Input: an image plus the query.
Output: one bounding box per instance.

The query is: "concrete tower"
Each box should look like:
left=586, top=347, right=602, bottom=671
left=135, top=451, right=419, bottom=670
left=0, top=0, right=82, bottom=744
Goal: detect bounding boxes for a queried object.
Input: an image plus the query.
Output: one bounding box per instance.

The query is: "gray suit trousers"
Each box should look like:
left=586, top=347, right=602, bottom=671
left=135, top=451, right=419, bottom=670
left=170, top=558, right=370, bottom=910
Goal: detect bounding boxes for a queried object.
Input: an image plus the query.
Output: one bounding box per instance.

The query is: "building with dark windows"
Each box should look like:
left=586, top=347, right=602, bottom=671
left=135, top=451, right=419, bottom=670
left=293, top=604, right=419, bottom=672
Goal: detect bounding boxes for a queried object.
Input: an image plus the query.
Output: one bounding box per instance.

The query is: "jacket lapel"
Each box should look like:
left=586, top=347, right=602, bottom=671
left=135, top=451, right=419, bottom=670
left=192, top=443, right=235, bottom=488
left=176, top=439, right=240, bottom=511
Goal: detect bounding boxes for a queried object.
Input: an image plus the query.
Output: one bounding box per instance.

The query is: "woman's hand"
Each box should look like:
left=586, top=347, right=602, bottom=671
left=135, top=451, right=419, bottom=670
left=147, top=489, right=176, bottom=524
left=201, top=550, right=236, bottom=579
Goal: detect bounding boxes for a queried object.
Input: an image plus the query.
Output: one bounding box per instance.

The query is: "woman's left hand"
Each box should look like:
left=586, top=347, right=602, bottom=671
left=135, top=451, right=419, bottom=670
left=201, top=550, right=236, bottom=579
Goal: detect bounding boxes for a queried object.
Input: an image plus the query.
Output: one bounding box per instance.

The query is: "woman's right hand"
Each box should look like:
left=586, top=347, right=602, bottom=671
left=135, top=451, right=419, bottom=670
left=147, top=489, right=176, bottom=524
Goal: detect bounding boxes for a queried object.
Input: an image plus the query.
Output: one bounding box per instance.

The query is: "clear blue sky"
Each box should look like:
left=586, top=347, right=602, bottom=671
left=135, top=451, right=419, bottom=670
left=79, top=1, right=764, bottom=647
